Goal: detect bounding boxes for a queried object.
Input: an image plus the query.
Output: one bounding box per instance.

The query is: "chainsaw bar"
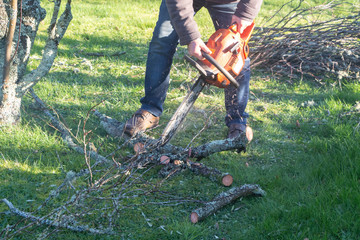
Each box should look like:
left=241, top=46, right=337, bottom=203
left=158, top=76, right=207, bottom=146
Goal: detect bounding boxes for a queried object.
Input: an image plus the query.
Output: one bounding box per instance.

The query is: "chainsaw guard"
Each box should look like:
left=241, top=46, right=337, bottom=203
left=185, top=23, right=255, bottom=89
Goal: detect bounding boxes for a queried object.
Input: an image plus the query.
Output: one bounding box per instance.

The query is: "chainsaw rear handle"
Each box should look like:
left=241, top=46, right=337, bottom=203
left=202, top=51, right=239, bottom=88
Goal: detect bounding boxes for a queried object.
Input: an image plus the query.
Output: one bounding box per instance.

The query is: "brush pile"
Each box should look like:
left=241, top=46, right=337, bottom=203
left=250, top=0, right=360, bottom=82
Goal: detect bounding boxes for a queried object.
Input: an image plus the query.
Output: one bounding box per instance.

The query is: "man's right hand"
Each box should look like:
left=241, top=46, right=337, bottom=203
left=187, top=38, right=212, bottom=60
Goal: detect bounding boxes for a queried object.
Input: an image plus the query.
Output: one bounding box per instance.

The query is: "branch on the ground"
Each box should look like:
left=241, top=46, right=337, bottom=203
left=159, top=159, right=233, bottom=186
left=94, top=110, right=247, bottom=160
left=190, top=184, right=266, bottom=223
left=94, top=110, right=246, bottom=186
left=30, top=89, right=110, bottom=165
left=187, top=160, right=233, bottom=186
left=2, top=198, right=115, bottom=235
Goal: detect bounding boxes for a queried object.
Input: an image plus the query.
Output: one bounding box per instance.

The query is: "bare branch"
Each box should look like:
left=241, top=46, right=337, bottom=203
left=251, top=1, right=360, bottom=81
left=30, top=89, right=110, bottom=165
left=1, top=0, right=17, bottom=103
left=2, top=198, right=114, bottom=235
left=19, top=0, right=73, bottom=91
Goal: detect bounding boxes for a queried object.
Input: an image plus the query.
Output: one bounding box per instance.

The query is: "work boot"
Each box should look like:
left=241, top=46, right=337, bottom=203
left=124, top=109, right=159, bottom=136
left=227, top=123, right=253, bottom=142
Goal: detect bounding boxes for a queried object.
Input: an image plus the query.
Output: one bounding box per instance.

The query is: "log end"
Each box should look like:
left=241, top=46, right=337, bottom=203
left=246, top=126, right=253, bottom=143
left=173, top=160, right=182, bottom=165
left=190, top=212, right=199, bottom=224
left=222, top=174, right=233, bottom=187
left=160, top=155, right=170, bottom=165
left=133, top=142, right=145, bottom=153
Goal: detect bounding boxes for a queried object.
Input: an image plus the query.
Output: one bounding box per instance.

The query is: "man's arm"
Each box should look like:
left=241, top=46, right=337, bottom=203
left=235, top=0, right=263, bottom=23
left=166, top=0, right=263, bottom=59
left=165, top=0, right=211, bottom=59
left=165, top=0, right=201, bottom=46
left=232, top=0, right=263, bottom=34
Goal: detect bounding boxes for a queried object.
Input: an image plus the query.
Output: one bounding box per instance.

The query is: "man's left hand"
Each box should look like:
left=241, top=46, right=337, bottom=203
left=187, top=38, right=212, bottom=60
left=231, top=15, right=253, bottom=34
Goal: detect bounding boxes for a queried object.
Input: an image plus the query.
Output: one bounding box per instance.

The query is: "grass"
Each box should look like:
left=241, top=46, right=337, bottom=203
left=1, top=0, right=360, bottom=239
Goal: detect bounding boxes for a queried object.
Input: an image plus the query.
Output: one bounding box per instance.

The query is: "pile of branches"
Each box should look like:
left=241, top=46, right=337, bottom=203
left=1, top=91, right=264, bottom=238
left=250, top=0, right=360, bottom=82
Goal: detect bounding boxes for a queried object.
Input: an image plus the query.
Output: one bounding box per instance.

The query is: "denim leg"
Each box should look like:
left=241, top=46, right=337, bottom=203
left=140, top=0, right=180, bottom=117
left=224, top=59, right=251, bottom=126
left=206, top=2, right=251, bottom=126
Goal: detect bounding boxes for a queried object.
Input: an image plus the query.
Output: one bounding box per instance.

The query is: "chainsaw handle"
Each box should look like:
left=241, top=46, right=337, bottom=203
left=202, top=52, right=239, bottom=88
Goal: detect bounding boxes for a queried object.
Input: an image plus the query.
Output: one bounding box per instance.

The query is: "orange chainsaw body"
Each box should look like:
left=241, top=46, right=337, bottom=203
left=202, top=22, right=255, bottom=88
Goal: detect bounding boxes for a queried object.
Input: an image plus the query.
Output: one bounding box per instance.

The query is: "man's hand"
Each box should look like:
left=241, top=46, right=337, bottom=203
left=231, top=15, right=253, bottom=34
left=187, top=38, right=212, bottom=60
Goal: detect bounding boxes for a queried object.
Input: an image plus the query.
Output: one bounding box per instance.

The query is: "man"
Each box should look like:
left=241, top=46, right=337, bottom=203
left=124, top=0, right=263, bottom=141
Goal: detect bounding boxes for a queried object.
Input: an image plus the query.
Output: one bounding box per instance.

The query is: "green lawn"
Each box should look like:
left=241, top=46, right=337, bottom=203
left=1, top=0, right=360, bottom=239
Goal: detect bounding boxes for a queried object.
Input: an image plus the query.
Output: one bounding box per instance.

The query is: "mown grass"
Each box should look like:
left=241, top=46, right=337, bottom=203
left=1, top=0, right=360, bottom=239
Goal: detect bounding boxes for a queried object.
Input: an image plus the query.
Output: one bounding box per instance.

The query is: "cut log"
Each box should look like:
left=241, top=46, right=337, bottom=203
left=187, top=160, right=233, bottom=187
left=222, top=175, right=234, bottom=187
left=133, top=142, right=145, bottom=154
left=173, top=160, right=182, bottom=165
left=189, top=136, right=247, bottom=159
left=190, top=184, right=265, bottom=223
left=160, top=155, right=170, bottom=165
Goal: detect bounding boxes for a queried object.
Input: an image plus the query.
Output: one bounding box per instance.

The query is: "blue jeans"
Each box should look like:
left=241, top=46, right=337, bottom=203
left=140, top=0, right=251, bottom=126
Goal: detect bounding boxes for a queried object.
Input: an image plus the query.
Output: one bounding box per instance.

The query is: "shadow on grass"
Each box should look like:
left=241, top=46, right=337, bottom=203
left=32, top=33, right=150, bottom=64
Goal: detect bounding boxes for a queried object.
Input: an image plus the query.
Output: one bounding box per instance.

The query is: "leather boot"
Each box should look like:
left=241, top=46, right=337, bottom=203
left=124, top=109, right=159, bottom=136
left=227, top=123, right=253, bottom=142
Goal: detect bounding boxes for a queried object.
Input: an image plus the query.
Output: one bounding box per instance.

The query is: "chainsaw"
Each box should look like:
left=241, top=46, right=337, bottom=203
left=158, top=22, right=255, bottom=146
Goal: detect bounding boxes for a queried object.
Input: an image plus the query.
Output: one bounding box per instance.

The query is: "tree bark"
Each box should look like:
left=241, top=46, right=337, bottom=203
left=2, top=0, right=17, bottom=102
left=0, top=0, right=46, bottom=125
left=187, top=160, right=233, bottom=186
left=0, top=0, right=72, bottom=126
left=2, top=198, right=114, bottom=235
left=190, top=184, right=266, bottom=223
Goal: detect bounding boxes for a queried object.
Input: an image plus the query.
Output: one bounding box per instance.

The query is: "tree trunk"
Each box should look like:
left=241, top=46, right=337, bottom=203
left=0, top=0, right=46, bottom=125
left=0, top=0, right=72, bottom=126
left=0, top=86, right=22, bottom=124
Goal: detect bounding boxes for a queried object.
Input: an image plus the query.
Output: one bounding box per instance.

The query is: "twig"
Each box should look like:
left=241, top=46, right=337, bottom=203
left=30, top=89, right=110, bottom=165
left=81, top=51, right=126, bottom=57
left=82, top=102, right=104, bottom=186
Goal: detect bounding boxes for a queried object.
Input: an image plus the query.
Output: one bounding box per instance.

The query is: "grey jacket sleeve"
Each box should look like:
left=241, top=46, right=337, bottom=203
left=235, top=0, right=263, bottom=21
left=165, top=0, right=263, bottom=46
left=165, top=0, right=201, bottom=45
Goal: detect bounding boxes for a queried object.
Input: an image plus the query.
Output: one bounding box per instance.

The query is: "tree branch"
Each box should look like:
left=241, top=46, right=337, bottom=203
left=19, top=0, right=73, bottom=92
left=2, top=198, right=114, bottom=235
left=1, top=0, right=17, bottom=103
left=30, top=89, right=110, bottom=165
